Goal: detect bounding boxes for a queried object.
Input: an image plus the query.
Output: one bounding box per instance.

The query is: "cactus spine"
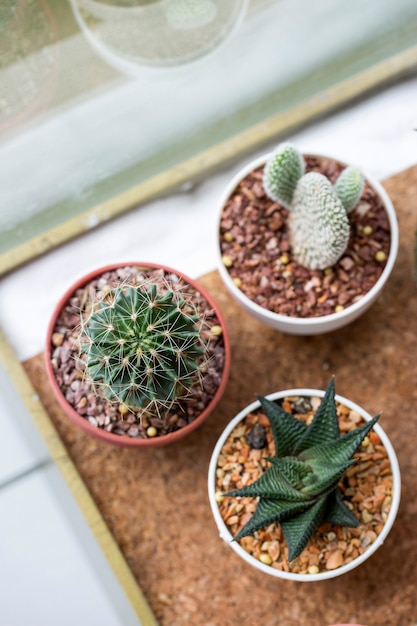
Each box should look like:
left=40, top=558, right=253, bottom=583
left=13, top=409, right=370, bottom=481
left=79, top=280, right=208, bottom=413
left=263, top=143, right=364, bottom=270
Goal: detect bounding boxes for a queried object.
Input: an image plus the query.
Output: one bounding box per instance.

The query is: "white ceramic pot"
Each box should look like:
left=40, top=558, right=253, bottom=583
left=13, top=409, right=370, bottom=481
left=208, top=388, right=401, bottom=581
left=216, top=153, right=399, bottom=335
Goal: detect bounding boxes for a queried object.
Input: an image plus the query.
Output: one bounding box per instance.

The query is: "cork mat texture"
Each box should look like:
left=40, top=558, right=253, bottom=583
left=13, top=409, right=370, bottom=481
left=24, top=164, right=417, bottom=626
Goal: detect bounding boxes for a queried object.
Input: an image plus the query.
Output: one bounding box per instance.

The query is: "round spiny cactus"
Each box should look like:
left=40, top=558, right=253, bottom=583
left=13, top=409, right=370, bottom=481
left=79, top=281, right=208, bottom=413
left=262, top=143, right=305, bottom=209
left=334, top=165, right=365, bottom=213
left=226, top=378, right=380, bottom=561
left=289, top=172, right=350, bottom=270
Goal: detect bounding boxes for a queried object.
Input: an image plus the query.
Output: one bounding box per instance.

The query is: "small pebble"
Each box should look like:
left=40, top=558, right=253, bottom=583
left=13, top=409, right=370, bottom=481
left=146, top=426, right=158, bottom=438
left=363, top=225, right=373, bottom=235
left=210, top=325, right=223, bottom=337
left=222, top=255, right=233, bottom=268
left=308, top=565, right=320, bottom=575
left=52, top=332, right=64, bottom=347
left=247, top=423, right=267, bottom=449
left=375, top=250, right=387, bottom=262
left=259, top=553, right=273, bottom=565
left=223, top=232, right=234, bottom=242
left=118, top=403, right=129, bottom=415
left=77, top=396, right=87, bottom=409
left=326, top=550, right=344, bottom=570
left=233, top=277, right=242, bottom=288
left=361, top=509, right=374, bottom=524
left=335, top=305, right=345, bottom=313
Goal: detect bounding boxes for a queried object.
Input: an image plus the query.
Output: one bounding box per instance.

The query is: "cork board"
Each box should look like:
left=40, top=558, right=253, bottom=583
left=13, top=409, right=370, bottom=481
left=24, top=164, right=417, bottom=626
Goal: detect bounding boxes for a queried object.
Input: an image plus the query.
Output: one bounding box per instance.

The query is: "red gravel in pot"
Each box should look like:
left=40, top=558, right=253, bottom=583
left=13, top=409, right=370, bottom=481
left=219, top=156, right=391, bottom=318
left=49, top=265, right=227, bottom=441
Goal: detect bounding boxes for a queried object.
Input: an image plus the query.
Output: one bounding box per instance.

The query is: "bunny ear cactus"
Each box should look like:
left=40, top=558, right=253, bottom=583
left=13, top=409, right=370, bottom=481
left=226, top=378, right=380, bottom=562
left=262, top=143, right=305, bottom=209
left=334, top=165, right=365, bottom=213
left=289, top=172, right=350, bottom=270
left=263, top=143, right=364, bottom=270
left=79, top=280, right=208, bottom=414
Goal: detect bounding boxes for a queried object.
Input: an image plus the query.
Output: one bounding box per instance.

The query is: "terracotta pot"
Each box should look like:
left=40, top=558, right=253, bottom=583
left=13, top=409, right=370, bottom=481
left=216, top=152, right=399, bottom=335
left=208, top=387, right=401, bottom=581
left=45, top=262, right=231, bottom=447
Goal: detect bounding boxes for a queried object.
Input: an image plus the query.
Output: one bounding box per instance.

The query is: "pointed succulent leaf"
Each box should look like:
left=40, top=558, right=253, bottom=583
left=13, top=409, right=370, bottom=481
left=226, top=459, right=312, bottom=502
left=299, top=414, right=380, bottom=467
left=233, top=498, right=310, bottom=541
left=289, top=172, right=350, bottom=270
left=280, top=496, right=329, bottom=561
left=262, top=143, right=305, bottom=208
left=324, top=488, right=360, bottom=528
left=257, top=395, right=308, bottom=457
left=293, top=377, right=339, bottom=453
left=227, top=378, right=383, bottom=563
left=275, top=456, right=314, bottom=489
left=299, top=459, right=356, bottom=496
left=334, top=166, right=365, bottom=213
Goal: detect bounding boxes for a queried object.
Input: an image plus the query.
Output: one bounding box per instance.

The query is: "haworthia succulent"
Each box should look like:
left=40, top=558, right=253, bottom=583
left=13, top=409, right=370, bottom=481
left=226, top=378, right=381, bottom=562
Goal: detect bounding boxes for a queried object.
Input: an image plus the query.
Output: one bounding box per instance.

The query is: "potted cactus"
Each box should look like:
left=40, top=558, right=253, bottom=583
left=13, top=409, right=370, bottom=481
left=217, top=143, right=398, bottom=334
left=45, top=262, right=231, bottom=447
left=208, top=378, right=400, bottom=580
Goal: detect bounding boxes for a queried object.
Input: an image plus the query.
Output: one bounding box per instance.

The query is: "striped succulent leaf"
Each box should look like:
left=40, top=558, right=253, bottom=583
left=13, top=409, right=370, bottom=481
left=226, top=378, right=380, bottom=561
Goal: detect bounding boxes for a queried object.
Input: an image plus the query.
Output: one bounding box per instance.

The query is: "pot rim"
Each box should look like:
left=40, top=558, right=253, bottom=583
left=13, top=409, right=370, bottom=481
left=45, top=261, right=231, bottom=448
left=208, top=387, right=401, bottom=581
left=216, top=152, right=399, bottom=330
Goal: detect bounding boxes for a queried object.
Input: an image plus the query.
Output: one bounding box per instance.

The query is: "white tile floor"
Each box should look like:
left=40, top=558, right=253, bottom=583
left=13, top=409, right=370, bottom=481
left=0, top=75, right=416, bottom=624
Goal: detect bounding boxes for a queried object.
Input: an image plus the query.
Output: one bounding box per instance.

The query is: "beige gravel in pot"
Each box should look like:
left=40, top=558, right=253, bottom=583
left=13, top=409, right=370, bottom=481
left=214, top=396, right=393, bottom=575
